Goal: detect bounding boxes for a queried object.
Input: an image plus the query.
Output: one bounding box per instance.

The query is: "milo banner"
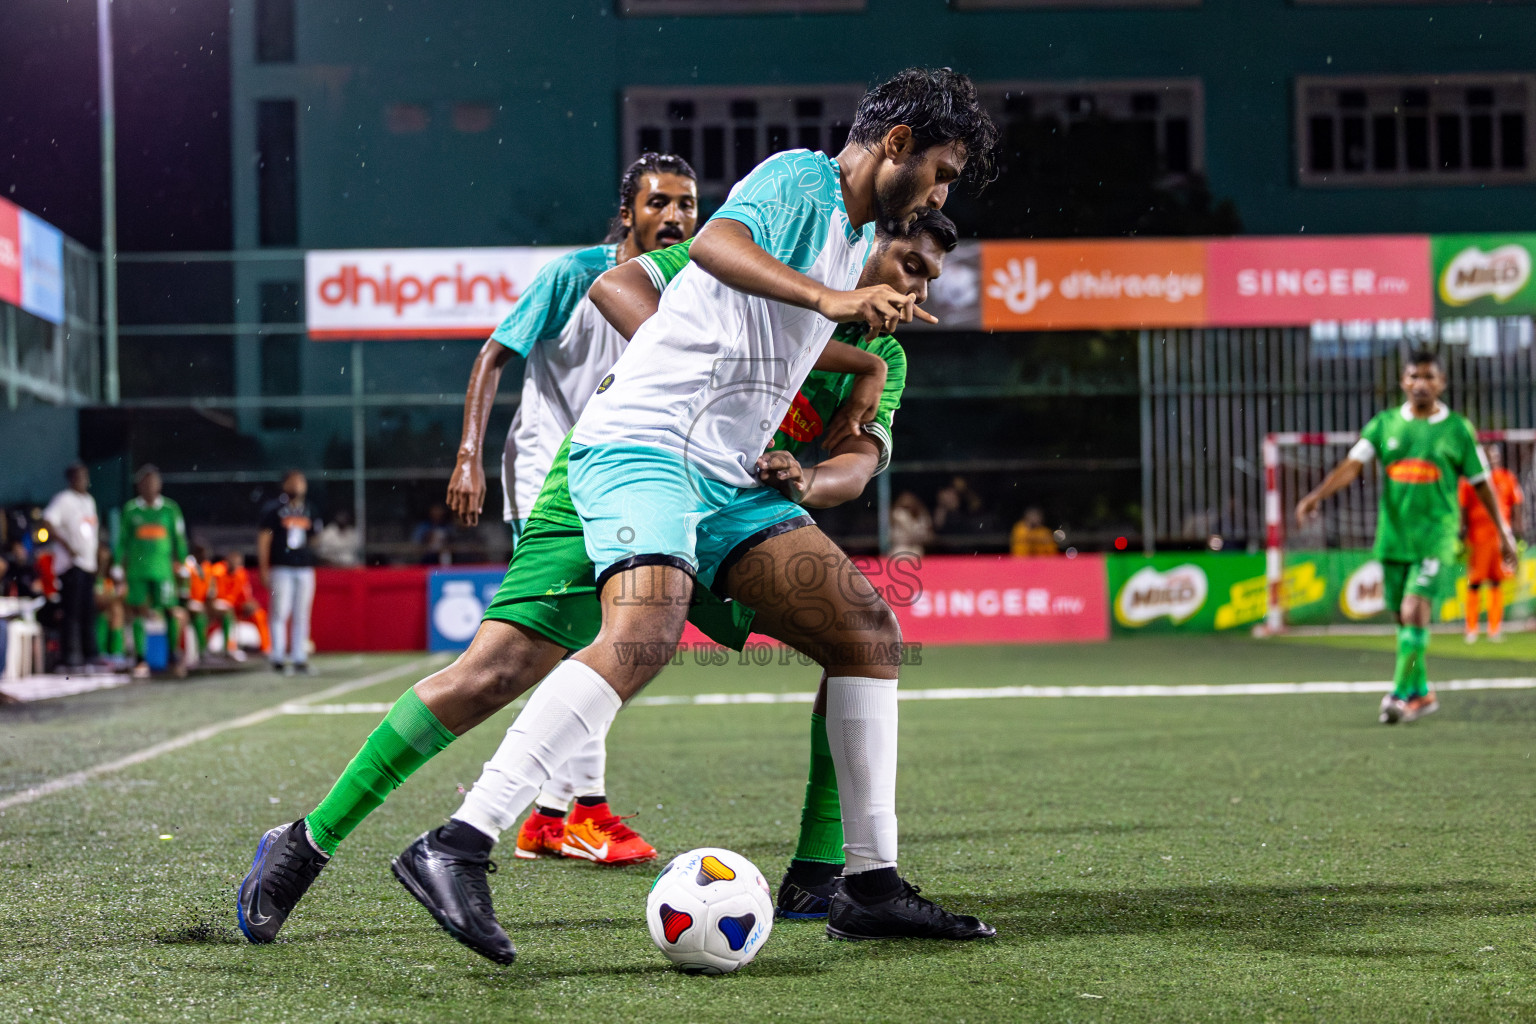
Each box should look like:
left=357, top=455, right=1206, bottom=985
left=1108, top=553, right=1266, bottom=634
left=1111, top=550, right=1536, bottom=634
left=1432, top=234, right=1536, bottom=318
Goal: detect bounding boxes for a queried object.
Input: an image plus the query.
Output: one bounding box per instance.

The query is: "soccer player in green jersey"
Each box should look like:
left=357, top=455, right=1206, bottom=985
left=115, top=465, right=192, bottom=679
left=1297, top=349, right=1518, bottom=724
left=237, top=212, right=953, bottom=956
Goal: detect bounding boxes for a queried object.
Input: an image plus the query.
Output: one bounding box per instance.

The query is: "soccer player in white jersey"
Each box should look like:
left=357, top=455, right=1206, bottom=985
left=415, top=67, right=1001, bottom=947
left=444, top=154, right=698, bottom=864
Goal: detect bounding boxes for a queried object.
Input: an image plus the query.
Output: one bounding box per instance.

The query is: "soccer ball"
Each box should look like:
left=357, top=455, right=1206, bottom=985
left=645, top=847, right=773, bottom=975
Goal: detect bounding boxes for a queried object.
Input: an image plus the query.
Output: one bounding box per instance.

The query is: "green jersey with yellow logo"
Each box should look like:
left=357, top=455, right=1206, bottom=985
left=116, top=496, right=189, bottom=581
left=1355, top=402, right=1488, bottom=563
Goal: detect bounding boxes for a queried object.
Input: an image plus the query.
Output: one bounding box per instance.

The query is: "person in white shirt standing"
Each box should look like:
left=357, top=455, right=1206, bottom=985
left=42, top=463, right=101, bottom=671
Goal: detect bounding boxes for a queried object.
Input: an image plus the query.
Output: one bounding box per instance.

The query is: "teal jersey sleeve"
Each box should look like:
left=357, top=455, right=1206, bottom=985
left=636, top=239, right=694, bottom=292
left=861, top=335, right=906, bottom=475
left=710, top=150, right=843, bottom=274
left=488, top=244, right=614, bottom=356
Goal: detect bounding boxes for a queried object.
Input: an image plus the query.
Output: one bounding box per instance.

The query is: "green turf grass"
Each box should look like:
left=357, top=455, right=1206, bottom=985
left=4, top=638, right=1536, bottom=1022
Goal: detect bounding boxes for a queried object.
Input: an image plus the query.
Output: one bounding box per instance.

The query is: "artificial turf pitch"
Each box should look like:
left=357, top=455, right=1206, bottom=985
left=4, top=635, right=1536, bottom=1022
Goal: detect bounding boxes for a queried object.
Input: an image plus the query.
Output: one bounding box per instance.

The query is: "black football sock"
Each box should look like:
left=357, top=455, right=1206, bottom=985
left=433, top=818, right=494, bottom=857
left=534, top=805, right=567, bottom=819
left=843, top=866, right=901, bottom=904
left=575, top=794, right=607, bottom=807
left=787, top=858, right=843, bottom=888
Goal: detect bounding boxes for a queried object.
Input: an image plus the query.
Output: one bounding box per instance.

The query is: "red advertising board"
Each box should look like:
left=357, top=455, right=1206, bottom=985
left=0, top=197, right=20, bottom=308
left=876, top=554, right=1108, bottom=645
left=1205, top=236, right=1432, bottom=326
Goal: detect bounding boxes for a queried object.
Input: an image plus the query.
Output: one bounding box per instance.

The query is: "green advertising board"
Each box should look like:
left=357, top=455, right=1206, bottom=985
left=1107, top=553, right=1266, bottom=634
left=1432, top=234, right=1536, bottom=318
left=1109, top=550, right=1536, bottom=634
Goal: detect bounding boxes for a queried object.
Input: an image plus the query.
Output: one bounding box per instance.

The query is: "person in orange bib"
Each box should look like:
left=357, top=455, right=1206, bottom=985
left=213, top=551, right=272, bottom=659
left=1460, top=444, right=1524, bottom=643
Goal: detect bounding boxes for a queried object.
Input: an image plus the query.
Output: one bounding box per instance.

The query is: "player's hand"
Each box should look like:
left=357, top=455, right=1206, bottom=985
left=446, top=454, right=487, bottom=527
left=1500, top=528, right=1520, bottom=573
left=816, top=285, right=937, bottom=341
left=822, top=366, right=886, bottom=453
left=756, top=450, right=808, bottom=503
left=1294, top=494, right=1321, bottom=528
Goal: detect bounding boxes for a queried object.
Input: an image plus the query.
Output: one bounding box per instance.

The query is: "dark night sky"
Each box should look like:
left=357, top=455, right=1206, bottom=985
left=0, top=0, right=230, bottom=251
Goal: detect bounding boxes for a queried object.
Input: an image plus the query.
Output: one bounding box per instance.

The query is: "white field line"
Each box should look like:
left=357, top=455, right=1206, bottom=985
left=0, top=654, right=445, bottom=813
left=280, top=675, right=1536, bottom=717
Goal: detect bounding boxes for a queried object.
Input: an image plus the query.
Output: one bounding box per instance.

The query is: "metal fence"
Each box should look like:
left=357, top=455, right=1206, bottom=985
left=1139, top=321, right=1536, bottom=552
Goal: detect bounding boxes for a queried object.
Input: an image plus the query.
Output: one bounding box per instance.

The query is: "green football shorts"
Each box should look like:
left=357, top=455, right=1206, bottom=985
left=481, top=507, right=757, bottom=652
left=1381, top=556, right=1447, bottom=616
left=125, top=575, right=178, bottom=610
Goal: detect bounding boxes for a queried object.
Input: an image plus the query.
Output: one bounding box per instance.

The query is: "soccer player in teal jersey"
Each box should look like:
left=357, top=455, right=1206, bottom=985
left=1297, top=349, right=1517, bottom=724
left=408, top=69, right=997, bottom=952
left=236, top=211, right=954, bottom=957
left=444, top=153, right=699, bottom=864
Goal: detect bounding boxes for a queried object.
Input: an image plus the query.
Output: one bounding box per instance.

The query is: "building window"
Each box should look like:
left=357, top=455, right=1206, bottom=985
left=981, top=78, right=1204, bottom=179
left=255, top=0, right=295, bottom=63
left=452, top=103, right=495, bottom=134
left=623, top=85, right=863, bottom=195
left=619, top=0, right=863, bottom=14
left=386, top=103, right=430, bottom=135
left=256, top=100, right=298, bottom=247
left=953, top=0, right=1196, bottom=6
left=1297, top=75, right=1535, bottom=186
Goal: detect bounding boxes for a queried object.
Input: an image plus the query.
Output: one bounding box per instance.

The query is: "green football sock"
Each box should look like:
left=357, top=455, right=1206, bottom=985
left=191, top=612, right=208, bottom=655
left=221, top=612, right=236, bottom=652
left=304, top=688, right=456, bottom=855
left=167, top=614, right=183, bottom=662
left=1411, top=629, right=1431, bottom=699
left=791, top=713, right=845, bottom=865
left=107, top=626, right=123, bottom=655
left=131, top=619, right=146, bottom=661
left=96, top=614, right=108, bottom=653
left=1393, top=625, right=1428, bottom=700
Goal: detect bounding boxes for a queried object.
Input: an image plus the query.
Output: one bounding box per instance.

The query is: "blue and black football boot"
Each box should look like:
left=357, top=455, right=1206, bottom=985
left=237, top=819, right=330, bottom=943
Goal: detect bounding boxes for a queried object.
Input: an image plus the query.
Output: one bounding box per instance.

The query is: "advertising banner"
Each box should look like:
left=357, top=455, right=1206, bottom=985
left=1205, top=236, right=1433, bottom=326
left=879, top=554, right=1108, bottom=645
left=1431, top=234, right=1536, bottom=318
left=19, top=210, right=64, bottom=325
left=0, top=198, right=20, bottom=309
left=306, top=247, right=575, bottom=340
left=426, top=568, right=506, bottom=652
left=980, top=240, right=1208, bottom=330
left=1108, top=552, right=1267, bottom=634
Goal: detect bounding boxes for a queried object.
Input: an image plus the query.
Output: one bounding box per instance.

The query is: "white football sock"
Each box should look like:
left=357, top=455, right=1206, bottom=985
left=452, top=660, right=622, bottom=841
left=536, top=726, right=610, bottom=811
left=825, top=675, right=899, bottom=873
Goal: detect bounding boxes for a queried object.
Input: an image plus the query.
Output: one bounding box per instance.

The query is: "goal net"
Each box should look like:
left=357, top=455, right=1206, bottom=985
left=1261, top=429, right=1536, bottom=634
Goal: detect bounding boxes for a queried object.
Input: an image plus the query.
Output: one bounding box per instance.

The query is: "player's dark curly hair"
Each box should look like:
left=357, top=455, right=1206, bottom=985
left=905, top=208, right=959, bottom=253
left=847, top=67, right=999, bottom=189
left=605, top=152, right=698, bottom=243
left=1406, top=346, right=1443, bottom=369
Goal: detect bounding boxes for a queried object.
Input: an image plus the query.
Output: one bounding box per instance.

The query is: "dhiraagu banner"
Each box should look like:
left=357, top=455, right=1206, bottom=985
left=1432, top=234, right=1536, bottom=318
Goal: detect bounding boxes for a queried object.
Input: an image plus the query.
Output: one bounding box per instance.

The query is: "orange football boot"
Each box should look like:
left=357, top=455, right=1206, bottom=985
left=514, top=809, right=567, bottom=860
left=561, top=802, right=656, bottom=864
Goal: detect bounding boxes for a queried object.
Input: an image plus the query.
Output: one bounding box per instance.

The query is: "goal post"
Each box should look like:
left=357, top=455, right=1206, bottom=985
left=1262, top=428, right=1536, bottom=635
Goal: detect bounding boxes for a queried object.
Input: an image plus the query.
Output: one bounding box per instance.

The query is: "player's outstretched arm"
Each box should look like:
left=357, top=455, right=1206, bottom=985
left=1471, top=477, right=1521, bottom=568
left=447, top=339, right=516, bottom=527
left=1295, top=457, right=1365, bottom=527
left=589, top=259, right=662, bottom=342
left=691, top=220, right=935, bottom=339
left=756, top=439, right=881, bottom=509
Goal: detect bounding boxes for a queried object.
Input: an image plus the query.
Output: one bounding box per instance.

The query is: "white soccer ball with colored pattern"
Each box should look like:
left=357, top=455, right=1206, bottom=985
left=645, top=847, right=773, bottom=974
